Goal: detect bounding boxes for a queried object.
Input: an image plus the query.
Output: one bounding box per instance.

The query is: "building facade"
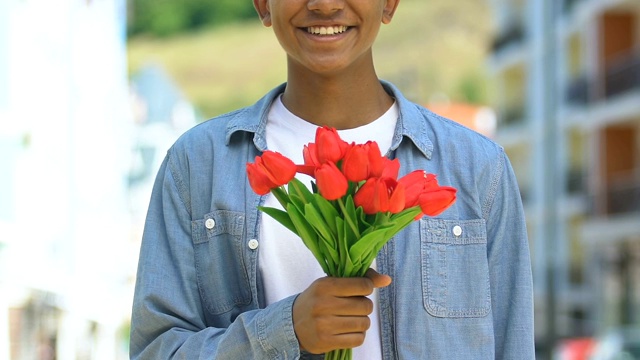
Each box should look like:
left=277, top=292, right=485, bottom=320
left=0, top=0, right=132, bottom=359
left=488, top=0, right=640, bottom=356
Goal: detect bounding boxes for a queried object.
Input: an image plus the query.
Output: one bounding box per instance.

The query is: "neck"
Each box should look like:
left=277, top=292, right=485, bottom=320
left=281, top=60, right=394, bottom=130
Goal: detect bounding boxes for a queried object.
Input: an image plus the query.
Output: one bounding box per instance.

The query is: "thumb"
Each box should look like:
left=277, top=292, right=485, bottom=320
left=365, top=268, right=392, bottom=289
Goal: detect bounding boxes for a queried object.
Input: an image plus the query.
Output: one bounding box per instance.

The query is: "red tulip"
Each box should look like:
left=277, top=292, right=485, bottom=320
left=388, top=181, right=406, bottom=214
left=315, top=162, right=349, bottom=200
left=303, top=143, right=320, bottom=167
left=398, top=170, right=456, bottom=216
left=246, top=151, right=296, bottom=195
left=363, top=141, right=384, bottom=178
left=315, top=126, right=350, bottom=164
left=398, top=170, right=439, bottom=208
left=380, top=158, right=400, bottom=179
left=358, top=141, right=399, bottom=180
left=418, top=186, right=457, bottom=216
left=342, top=142, right=399, bottom=182
left=342, top=144, right=371, bottom=182
left=354, top=177, right=405, bottom=214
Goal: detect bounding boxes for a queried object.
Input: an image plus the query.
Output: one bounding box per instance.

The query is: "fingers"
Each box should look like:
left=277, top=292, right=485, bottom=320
left=311, top=292, right=374, bottom=316
left=365, top=268, right=392, bottom=289
left=314, top=276, right=376, bottom=297
left=314, top=269, right=392, bottom=297
left=314, top=313, right=372, bottom=337
left=294, top=312, right=372, bottom=353
left=292, top=272, right=392, bottom=354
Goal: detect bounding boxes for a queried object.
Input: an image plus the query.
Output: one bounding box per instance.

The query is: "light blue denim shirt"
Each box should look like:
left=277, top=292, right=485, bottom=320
left=130, top=82, right=534, bottom=359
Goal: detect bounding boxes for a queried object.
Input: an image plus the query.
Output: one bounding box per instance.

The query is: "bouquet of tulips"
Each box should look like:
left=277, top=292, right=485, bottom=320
left=246, top=126, right=456, bottom=360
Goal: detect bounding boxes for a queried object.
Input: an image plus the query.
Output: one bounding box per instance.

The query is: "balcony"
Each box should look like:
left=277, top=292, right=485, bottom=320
left=566, top=168, right=587, bottom=195
left=566, top=75, right=591, bottom=106
left=606, top=179, right=640, bottom=215
left=604, top=51, right=640, bottom=99
left=589, top=172, right=640, bottom=216
left=492, top=23, right=525, bottom=55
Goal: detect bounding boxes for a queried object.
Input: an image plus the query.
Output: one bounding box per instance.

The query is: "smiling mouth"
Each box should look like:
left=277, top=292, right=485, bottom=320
left=306, top=25, right=350, bottom=36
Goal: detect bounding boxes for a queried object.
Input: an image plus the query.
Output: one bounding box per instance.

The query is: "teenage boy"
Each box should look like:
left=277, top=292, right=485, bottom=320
left=130, top=0, right=535, bottom=358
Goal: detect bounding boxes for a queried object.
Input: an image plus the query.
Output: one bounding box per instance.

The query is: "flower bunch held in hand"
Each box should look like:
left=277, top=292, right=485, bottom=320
left=246, top=126, right=457, bottom=359
left=247, top=126, right=456, bottom=277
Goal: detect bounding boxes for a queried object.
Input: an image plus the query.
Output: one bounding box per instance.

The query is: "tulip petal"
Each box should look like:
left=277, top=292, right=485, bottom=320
left=246, top=161, right=277, bottom=195
left=261, top=151, right=297, bottom=185
left=342, top=145, right=370, bottom=182
left=315, top=162, right=348, bottom=200
left=315, top=126, right=349, bottom=163
left=381, top=158, right=400, bottom=179
left=388, top=182, right=405, bottom=214
left=418, top=186, right=457, bottom=216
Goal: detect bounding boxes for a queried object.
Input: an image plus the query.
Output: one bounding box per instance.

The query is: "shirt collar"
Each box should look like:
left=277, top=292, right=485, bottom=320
left=225, top=81, right=433, bottom=159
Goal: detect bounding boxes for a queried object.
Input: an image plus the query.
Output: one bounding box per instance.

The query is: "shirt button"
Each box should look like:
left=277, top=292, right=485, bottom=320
left=248, top=239, right=259, bottom=250
left=453, top=225, right=462, bottom=237
left=205, top=218, right=215, bottom=229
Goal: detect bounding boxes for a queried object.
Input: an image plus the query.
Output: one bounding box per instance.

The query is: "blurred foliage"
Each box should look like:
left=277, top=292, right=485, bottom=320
left=128, top=0, right=494, bottom=119
left=127, top=0, right=256, bottom=37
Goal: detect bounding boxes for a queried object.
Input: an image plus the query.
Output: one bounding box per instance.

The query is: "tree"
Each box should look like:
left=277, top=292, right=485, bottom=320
left=128, top=0, right=256, bottom=37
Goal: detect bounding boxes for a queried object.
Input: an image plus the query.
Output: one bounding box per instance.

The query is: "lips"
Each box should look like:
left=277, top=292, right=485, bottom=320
left=306, top=25, right=349, bottom=36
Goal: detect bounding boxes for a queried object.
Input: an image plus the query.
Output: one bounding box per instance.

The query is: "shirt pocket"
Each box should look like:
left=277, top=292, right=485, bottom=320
left=192, top=210, right=251, bottom=315
left=420, top=218, right=490, bottom=318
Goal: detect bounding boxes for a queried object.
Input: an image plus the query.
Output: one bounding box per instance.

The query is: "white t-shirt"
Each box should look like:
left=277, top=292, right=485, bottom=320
left=260, top=95, right=398, bottom=359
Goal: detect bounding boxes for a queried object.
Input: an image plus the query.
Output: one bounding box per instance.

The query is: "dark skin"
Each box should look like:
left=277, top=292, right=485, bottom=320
left=254, top=0, right=399, bottom=130
left=253, top=0, right=399, bottom=353
left=293, top=270, right=392, bottom=354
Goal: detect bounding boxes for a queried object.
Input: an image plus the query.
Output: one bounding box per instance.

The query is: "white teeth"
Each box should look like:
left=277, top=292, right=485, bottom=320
left=307, top=25, right=348, bottom=35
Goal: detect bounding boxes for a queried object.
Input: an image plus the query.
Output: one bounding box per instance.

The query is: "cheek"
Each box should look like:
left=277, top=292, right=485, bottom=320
left=272, top=26, right=296, bottom=54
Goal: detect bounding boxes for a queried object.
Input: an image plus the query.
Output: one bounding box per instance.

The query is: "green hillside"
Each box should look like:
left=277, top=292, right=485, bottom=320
left=127, top=0, right=493, bottom=119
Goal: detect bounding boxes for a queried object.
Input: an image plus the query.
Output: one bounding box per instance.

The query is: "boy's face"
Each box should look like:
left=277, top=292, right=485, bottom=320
left=254, top=0, right=399, bottom=75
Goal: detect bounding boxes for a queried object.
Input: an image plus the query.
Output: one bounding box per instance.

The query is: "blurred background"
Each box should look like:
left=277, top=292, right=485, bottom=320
left=0, top=0, right=638, bottom=359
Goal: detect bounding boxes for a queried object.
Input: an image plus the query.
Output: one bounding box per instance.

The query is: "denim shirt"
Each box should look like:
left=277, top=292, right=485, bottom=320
left=130, top=82, right=535, bottom=359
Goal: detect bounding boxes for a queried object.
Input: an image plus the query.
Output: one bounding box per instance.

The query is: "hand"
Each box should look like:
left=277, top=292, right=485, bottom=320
left=292, top=269, right=392, bottom=354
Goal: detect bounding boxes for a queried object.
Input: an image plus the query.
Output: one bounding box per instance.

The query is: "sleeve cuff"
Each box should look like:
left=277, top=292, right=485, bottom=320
left=256, top=294, right=302, bottom=359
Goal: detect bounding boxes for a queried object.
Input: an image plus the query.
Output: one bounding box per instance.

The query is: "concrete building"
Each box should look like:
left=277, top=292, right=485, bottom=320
left=488, top=0, right=640, bottom=356
left=0, top=0, right=132, bottom=358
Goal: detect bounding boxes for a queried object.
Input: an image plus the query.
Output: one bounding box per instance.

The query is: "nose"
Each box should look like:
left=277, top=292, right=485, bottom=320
left=307, top=0, right=345, bottom=14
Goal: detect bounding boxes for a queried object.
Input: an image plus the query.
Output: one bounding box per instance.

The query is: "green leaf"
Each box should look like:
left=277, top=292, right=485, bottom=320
left=270, top=186, right=291, bottom=209
left=358, top=249, right=380, bottom=276
left=385, top=207, right=422, bottom=238
left=286, top=203, right=329, bottom=274
left=349, top=225, right=395, bottom=264
left=334, top=217, right=351, bottom=276
left=288, top=193, right=306, bottom=214
left=288, top=178, right=315, bottom=203
left=340, top=216, right=361, bottom=277
left=258, top=206, right=297, bottom=235
left=318, top=237, right=339, bottom=273
left=389, top=206, right=422, bottom=224
left=312, top=194, right=340, bottom=236
left=303, top=203, right=334, bottom=246
left=338, top=196, right=361, bottom=242
left=372, top=212, right=392, bottom=227
left=356, top=206, right=371, bottom=233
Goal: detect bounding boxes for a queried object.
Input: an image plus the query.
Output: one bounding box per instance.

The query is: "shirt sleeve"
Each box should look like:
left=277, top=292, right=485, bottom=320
left=484, top=150, right=535, bottom=359
left=129, top=152, right=302, bottom=359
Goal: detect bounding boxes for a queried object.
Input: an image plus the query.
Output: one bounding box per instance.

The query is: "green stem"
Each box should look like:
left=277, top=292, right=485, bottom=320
left=325, top=348, right=351, bottom=360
